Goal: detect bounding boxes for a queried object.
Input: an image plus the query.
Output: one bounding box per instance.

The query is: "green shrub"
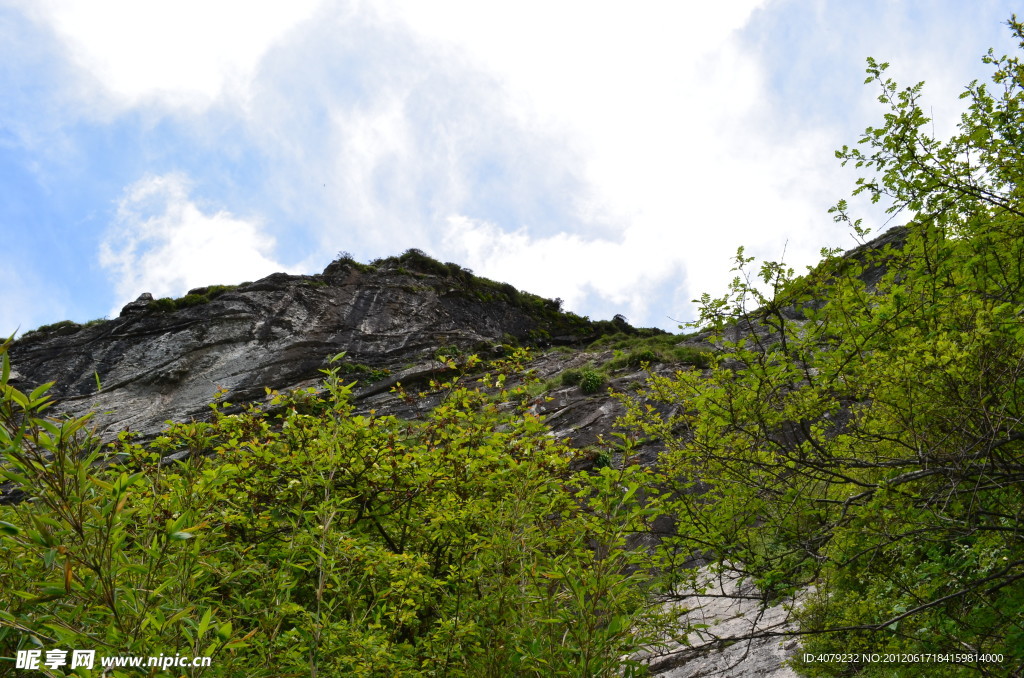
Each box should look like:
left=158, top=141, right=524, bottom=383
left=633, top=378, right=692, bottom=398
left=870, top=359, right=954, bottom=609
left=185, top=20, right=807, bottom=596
left=590, top=447, right=612, bottom=469
left=148, top=297, right=177, bottom=312
left=396, top=248, right=450, bottom=277
left=327, top=253, right=374, bottom=273
left=607, top=348, right=661, bottom=370
left=19, top=319, right=82, bottom=340
left=579, top=368, right=605, bottom=394
left=671, top=346, right=713, bottom=368
left=497, top=281, right=519, bottom=302
left=36, top=319, right=79, bottom=333
left=629, top=349, right=659, bottom=365
left=0, top=343, right=666, bottom=677
left=336, top=361, right=390, bottom=385
left=560, top=368, right=582, bottom=386
left=177, top=293, right=210, bottom=308
left=434, top=344, right=462, bottom=362
left=147, top=285, right=238, bottom=313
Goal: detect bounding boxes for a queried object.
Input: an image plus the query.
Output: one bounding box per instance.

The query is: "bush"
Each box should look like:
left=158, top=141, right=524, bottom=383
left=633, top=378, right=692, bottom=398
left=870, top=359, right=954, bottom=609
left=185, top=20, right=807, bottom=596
left=18, top=319, right=82, bottom=340
left=560, top=368, right=582, bottom=386
left=629, top=349, right=659, bottom=366
left=434, top=344, right=462, bottom=362
left=0, top=343, right=665, bottom=677
left=148, top=297, right=177, bottom=312
left=147, top=285, right=238, bottom=313
left=579, top=368, right=605, bottom=394
left=607, top=349, right=661, bottom=371
left=335, top=361, right=390, bottom=385
left=398, top=248, right=450, bottom=277
left=671, top=346, right=713, bottom=368
left=177, top=293, right=210, bottom=308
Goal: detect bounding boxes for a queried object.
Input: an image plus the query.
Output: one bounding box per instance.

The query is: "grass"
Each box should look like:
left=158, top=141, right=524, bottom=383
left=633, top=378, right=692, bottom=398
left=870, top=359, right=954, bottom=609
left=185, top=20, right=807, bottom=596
left=18, top=317, right=108, bottom=341
left=591, top=332, right=713, bottom=370
left=336, top=362, right=391, bottom=385
left=148, top=285, right=238, bottom=312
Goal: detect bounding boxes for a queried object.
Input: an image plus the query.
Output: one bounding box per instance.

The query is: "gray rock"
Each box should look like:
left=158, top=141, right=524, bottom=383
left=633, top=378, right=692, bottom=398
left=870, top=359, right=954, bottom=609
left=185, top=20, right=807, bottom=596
left=637, top=567, right=806, bottom=677
left=120, top=292, right=154, bottom=316
left=8, top=263, right=615, bottom=441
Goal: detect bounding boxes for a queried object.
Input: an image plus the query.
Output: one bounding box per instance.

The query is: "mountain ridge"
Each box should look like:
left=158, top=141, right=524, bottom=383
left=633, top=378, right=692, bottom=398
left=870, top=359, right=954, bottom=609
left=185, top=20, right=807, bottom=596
left=8, top=248, right=671, bottom=443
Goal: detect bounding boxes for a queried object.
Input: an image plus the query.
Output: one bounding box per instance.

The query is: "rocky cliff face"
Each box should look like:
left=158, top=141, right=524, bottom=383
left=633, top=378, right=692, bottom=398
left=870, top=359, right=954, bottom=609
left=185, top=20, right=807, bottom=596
left=8, top=252, right=631, bottom=442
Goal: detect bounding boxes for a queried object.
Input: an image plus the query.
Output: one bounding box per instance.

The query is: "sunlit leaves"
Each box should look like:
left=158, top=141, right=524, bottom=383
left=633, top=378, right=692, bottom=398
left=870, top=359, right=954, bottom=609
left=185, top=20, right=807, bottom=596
left=0, top=343, right=662, bottom=676
left=629, top=17, right=1024, bottom=675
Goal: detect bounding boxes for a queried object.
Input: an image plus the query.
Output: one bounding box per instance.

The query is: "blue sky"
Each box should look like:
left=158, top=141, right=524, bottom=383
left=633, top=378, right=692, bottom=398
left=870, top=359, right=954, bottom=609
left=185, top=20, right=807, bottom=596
left=1, top=0, right=1020, bottom=336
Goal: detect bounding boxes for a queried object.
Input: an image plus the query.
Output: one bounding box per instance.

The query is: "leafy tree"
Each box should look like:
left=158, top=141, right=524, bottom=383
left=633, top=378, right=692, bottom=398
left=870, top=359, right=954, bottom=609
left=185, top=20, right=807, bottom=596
left=621, top=17, right=1024, bottom=677
left=0, top=342, right=662, bottom=677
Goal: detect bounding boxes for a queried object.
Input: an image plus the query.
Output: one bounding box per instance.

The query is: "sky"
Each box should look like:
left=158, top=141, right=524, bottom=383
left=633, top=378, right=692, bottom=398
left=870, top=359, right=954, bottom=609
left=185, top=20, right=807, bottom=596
left=1, top=0, right=1021, bottom=336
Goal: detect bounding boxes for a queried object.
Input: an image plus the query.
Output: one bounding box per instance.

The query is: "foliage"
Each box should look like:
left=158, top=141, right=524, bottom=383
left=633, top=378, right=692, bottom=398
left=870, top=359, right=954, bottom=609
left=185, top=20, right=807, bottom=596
left=622, top=18, right=1024, bottom=676
left=327, top=251, right=375, bottom=274
left=434, top=344, right=462, bottom=362
left=591, top=332, right=710, bottom=370
left=17, top=318, right=108, bottom=344
left=578, top=369, right=606, bottom=395
left=559, top=366, right=607, bottom=395
left=396, top=248, right=452, bottom=278
left=148, top=286, right=238, bottom=313
left=333, top=361, right=390, bottom=386
left=17, top=320, right=84, bottom=342
left=669, top=347, right=711, bottom=369
left=560, top=368, right=583, bottom=387
left=0, top=342, right=664, bottom=677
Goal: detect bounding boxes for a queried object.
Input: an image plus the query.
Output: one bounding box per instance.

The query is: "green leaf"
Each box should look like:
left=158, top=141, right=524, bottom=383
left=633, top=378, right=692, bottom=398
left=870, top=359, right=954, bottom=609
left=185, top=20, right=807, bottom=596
left=0, top=470, right=31, bottom=486
left=197, top=607, right=213, bottom=638
left=28, top=382, right=54, bottom=405
left=0, top=521, right=20, bottom=537
left=165, top=606, right=193, bottom=628
left=5, top=386, right=28, bottom=408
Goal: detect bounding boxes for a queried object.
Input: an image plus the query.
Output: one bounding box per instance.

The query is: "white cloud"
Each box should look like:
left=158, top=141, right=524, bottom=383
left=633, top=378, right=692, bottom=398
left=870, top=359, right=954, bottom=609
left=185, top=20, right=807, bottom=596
left=17, top=0, right=322, bottom=109
left=99, top=173, right=288, bottom=315
left=235, top=1, right=794, bottom=324
left=6, top=1, right=856, bottom=327
left=442, top=215, right=684, bottom=325
left=12, top=1, right=1023, bottom=332
left=366, top=1, right=845, bottom=322
left=369, top=2, right=772, bottom=234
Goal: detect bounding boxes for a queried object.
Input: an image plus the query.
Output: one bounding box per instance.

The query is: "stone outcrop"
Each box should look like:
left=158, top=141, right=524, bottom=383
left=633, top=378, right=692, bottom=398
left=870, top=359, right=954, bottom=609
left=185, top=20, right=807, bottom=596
left=8, top=255, right=615, bottom=442
left=637, top=567, right=806, bottom=677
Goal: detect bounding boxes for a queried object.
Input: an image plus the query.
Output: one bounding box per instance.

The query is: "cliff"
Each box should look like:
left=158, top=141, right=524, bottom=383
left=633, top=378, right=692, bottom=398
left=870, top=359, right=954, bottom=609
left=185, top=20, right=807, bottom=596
left=8, top=250, right=645, bottom=443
